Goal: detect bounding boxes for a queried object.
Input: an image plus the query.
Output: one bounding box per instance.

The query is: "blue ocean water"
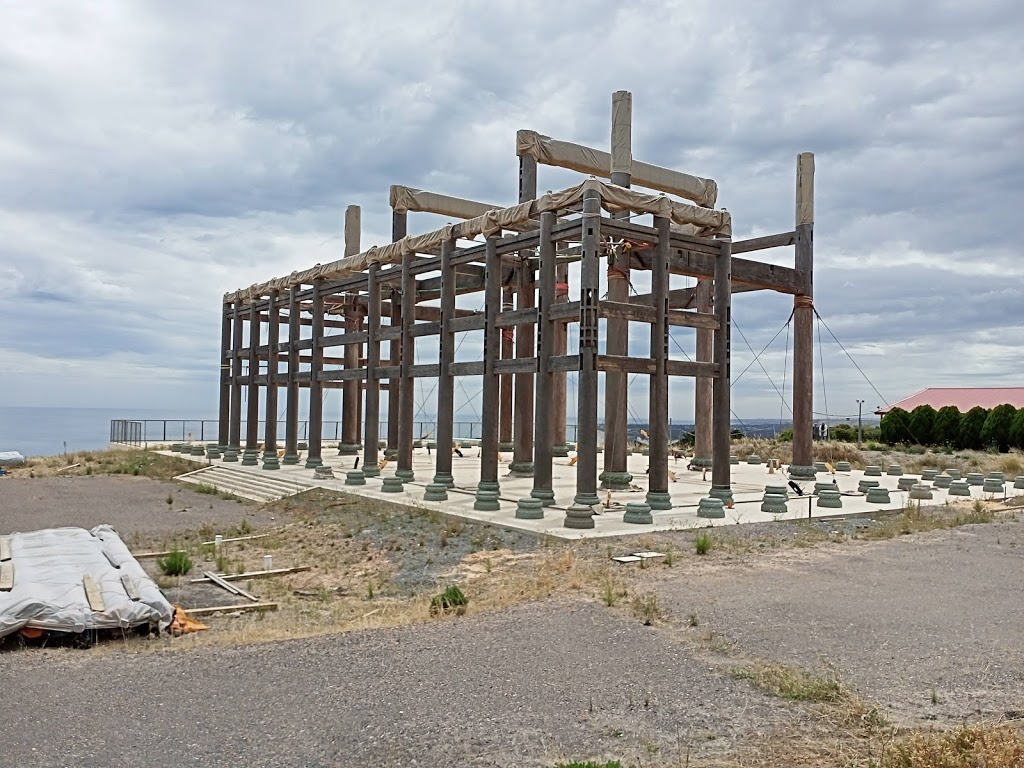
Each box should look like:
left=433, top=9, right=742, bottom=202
left=0, top=407, right=215, bottom=458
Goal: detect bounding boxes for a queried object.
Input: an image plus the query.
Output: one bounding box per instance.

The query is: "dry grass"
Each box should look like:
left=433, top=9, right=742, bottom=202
left=853, top=503, right=1001, bottom=542
left=8, top=448, right=195, bottom=481
left=881, top=722, right=1024, bottom=767
left=730, top=661, right=847, bottom=703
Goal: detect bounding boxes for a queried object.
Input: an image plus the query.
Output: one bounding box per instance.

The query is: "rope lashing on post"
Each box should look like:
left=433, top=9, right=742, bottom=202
left=555, top=282, right=569, bottom=298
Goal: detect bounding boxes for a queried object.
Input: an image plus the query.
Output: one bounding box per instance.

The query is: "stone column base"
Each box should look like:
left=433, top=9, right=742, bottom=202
left=395, top=468, right=415, bottom=482
left=261, top=452, right=280, bottom=470
left=281, top=452, right=300, bottom=466
left=337, top=443, right=360, bottom=455
left=432, top=473, right=455, bottom=489
left=423, top=483, right=448, bottom=501
left=362, top=465, right=381, bottom=478
left=515, top=497, right=544, bottom=519
left=304, top=455, right=323, bottom=469
left=788, top=464, right=816, bottom=480
left=551, top=444, right=570, bottom=458
left=474, top=488, right=501, bottom=511
left=240, top=449, right=259, bottom=466
left=564, top=503, right=595, bottom=529
left=508, top=462, right=534, bottom=478
left=345, top=470, right=366, bottom=486
left=600, top=471, right=633, bottom=491
left=645, top=491, right=672, bottom=510
left=708, top=486, right=733, bottom=505
left=697, top=497, right=726, bottom=518
left=530, top=488, right=555, bottom=507
left=623, top=502, right=653, bottom=524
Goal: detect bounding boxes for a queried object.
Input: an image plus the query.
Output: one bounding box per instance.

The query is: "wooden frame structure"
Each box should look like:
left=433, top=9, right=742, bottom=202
left=216, top=91, right=817, bottom=529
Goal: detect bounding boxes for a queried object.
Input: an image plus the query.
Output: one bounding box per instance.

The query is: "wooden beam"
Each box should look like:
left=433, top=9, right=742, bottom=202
left=190, top=566, right=312, bottom=583
left=184, top=602, right=278, bottom=616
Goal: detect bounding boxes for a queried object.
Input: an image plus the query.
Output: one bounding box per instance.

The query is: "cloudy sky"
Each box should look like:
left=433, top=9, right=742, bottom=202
left=2, top=1, right=1022, bottom=425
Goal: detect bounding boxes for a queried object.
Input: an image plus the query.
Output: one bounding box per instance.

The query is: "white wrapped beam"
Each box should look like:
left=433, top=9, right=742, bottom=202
left=224, top=180, right=731, bottom=302
left=517, top=130, right=718, bottom=208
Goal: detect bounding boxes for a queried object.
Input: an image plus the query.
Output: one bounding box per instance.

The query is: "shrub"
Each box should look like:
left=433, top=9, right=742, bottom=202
left=777, top=428, right=793, bottom=442
left=880, top=407, right=912, bottom=445
left=429, top=584, right=468, bottom=616
left=829, top=423, right=856, bottom=442
left=981, top=404, right=1017, bottom=452
left=694, top=532, right=712, bottom=555
left=957, top=406, right=989, bottom=450
left=908, top=404, right=937, bottom=445
left=1010, top=409, right=1024, bottom=450
left=933, top=405, right=962, bottom=447
left=157, top=550, right=193, bottom=577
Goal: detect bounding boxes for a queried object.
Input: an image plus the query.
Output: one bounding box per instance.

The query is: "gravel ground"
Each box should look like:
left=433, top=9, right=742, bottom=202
left=0, top=476, right=275, bottom=539
left=0, top=600, right=792, bottom=768
left=653, top=516, right=1024, bottom=724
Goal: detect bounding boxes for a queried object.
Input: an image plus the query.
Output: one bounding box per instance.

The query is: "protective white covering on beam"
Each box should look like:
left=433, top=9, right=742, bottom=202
left=390, top=185, right=500, bottom=219
left=516, top=130, right=718, bottom=208
left=796, top=152, right=815, bottom=226
left=224, top=179, right=732, bottom=302
left=611, top=90, right=632, bottom=176
left=0, top=526, right=173, bottom=639
left=344, top=205, right=361, bottom=257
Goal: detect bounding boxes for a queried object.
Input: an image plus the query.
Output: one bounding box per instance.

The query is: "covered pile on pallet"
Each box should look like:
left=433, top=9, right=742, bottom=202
left=0, top=525, right=173, bottom=644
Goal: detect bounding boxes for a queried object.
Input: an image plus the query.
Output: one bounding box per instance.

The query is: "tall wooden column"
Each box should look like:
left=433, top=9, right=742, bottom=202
left=386, top=211, right=407, bottom=458
left=241, top=302, right=261, bottom=466
left=474, top=237, right=502, bottom=511
left=282, top=286, right=301, bottom=465
left=227, top=301, right=243, bottom=455
left=217, top=303, right=232, bottom=447
left=262, top=290, right=281, bottom=469
left=693, top=279, right=714, bottom=467
left=710, top=238, right=733, bottom=500
left=430, top=238, right=457, bottom=492
left=646, top=216, right=672, bottom=510
left=565, top=187, right=602, bottom=529
left=510, top=152, right=537, bottom=475
left=362, top=265, right=382, bottom=477
left=340, top=205, right=362, bottom=456
left=790, top=152, right=816, bottom=479
left=551, top=262, right=570, bottom=456
left=498, top=288, right=514, bottom=451
left=530, top=212, right=557, bottom=507
left=396, top=254, right=416, bottom=482
left=305, top=279, right=325, bottom=469
left=602, top=89, right=633, bottom=490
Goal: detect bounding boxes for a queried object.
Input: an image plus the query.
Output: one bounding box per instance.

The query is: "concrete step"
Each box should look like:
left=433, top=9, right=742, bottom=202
left=176, top=465, right=315, bottom=503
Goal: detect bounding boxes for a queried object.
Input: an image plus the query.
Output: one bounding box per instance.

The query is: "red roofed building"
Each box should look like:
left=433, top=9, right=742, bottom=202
left=875, top=387, right=1024, bottom=415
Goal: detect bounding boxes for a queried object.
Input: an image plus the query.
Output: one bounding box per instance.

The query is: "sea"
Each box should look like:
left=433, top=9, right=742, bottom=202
left=0, top=406, right=216, bottom=459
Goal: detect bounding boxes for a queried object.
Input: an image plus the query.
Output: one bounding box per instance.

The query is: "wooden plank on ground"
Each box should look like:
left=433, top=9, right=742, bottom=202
left=185, top=602, right=278, bottom=617
left=199, top=533, right=272, bottom=546
left=190, top=566, right=311, bottom=584
left=203, top=571, right=260, bottom=602
left=0, top=562, right=13, bottom=591
left=83, top=574, right=105, bottom=612
left=0, top=537, right=10, bottom=562
left=121, top=573, right=141, bottom=601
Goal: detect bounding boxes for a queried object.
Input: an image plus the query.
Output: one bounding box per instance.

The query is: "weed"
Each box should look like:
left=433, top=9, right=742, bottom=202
left=85, top=465, right=92, bottom=475
left=882, top=723, right=1024, bottom=767
left=367, top=582, right=374, bottom=600
left=157, top=549, right=193, bottom=577
left=237, top=519, right=253, bottom=535
left=193, top=483, right=219, bottom=495
left=215, top=554, right=231, bottom=573
left=731, top=662, right=846, bottom=702
left=484, top=558, right=493, bottom=574
left=165, top=494, right=173, bottom=506
left=695, top=532, right=712, bottom=555
left=429, top=584, right=468, bottom=616
left=688, top=611, right=699, bottom=627
left=931, top=685, right=940, bottom=705
left=631, top=592, right=661, bottom=626
left=556, top=761, right=623, bottom=768
left=663, top=548, right=675, bottom=567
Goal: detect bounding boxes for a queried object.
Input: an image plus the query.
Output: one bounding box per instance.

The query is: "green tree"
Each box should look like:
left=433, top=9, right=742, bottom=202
left=908, top=404, right=937, bottom=445
left=932, top=406, right=962, bottom=447
left=830, top=423, right=857, bottom=442
left=880, top=407, right=911, bottom=445
left=1009, top=409, right=1024, bottom=450
left=981, top=404, right=1017, bottom=452
left=956, top=406, right=989, bottom=450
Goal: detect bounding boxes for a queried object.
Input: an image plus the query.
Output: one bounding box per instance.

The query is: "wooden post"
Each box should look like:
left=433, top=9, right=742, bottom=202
left=262, top=289, right=280, bottom=469
left=693, top=279, right=714, bottom=467
left=304, top=279, right=325, bottom=469
left=710, top=238, right=732, bottom=500
left=340, top=205, right=361, bottom=456
left=498, top=288, right=514, bottom=451
left=646, top=216, right=671, bottom=510
left=241, top=302, right=262, bottom=465
left=362, top=264, right=381, bottom=477
left=565, top=187, right=602, bottom=528
left=228, top=301, right=243, bottom=451
left=551, top=262, right=570, bottom=456
left=603, top=89, right=633, bottom=490
left=531, top=212, right=557, bottom=507
left=217, top=303, right=232, bottom=447
left=396, top=253, right=415, bottom=481
left=510, top=152, right=537, bottom=475
left=432, top=238, right=457, bottom=490
left=475, top=237, right=502, bottom=510
left=386, top=211, right=407, bottom=458
left=282, top=286, right=301, bottom=465
left=790, top=152, right=816, bottom=479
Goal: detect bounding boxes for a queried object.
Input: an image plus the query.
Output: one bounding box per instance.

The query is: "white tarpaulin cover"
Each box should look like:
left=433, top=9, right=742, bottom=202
left=0, top=525, right=173, bottom=638
left=0, top=451, right=25, bottom=467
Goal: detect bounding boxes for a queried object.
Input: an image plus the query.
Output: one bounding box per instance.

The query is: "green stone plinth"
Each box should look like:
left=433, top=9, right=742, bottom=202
left=304, top=455, right=323, bottom=469
left=337, top=443, right=360, bottom=456
left=432, top=473, right=455, bottom=489
left=948, top=480, right=971, bottom=496
left=240, top=449, right=259, bottom=466
left=921, top=469, right=938, bottom=481
left=987, top=472, right=1005, bottom=482
left=497, top=442, right=514, bottom=453
left=362, top=465, right=381, bottom=478
left=281, top=452, right=300, bottom=466
left=761, top=493, right=789, bottom=514
left=395, top=468, right=415, bottom=482
left=474, top=489, right=501, bottom=511
left=563, top=502, right=595, bottom=529
left=515, top=497, right=544, bottom=520
left=709, top=486, right=733, bottom=506
left=261, top=453, right=280, bottom=470
left=384, top=448, right=399, bottom=460
left=863, top=465, right=882, bottom=476
left=857, top=480, right=880, bottom=493
left=697, top=497, right=725, bottom=519
left=788, top=464, right=816, bottom=480
left=815, top=481, right=838, bottom=494
left=646, top=491, right=672, bottom=511
left=816, top=489, right=843, bottom=508
left=313, top=465, right=335, bottom=480
left=530, top=488, right=556, bottom=507
left=765, top=484, right=789, bottom=499
left=423, top=483, right=448, bottom=501
left=297, top=441, right=308, bottom=451
left=933, top=475, right=953, bottom=488
left=551, top=444, right=570, bottom=458
left=897, top=477, right=917, bottom=491
left=574, top=492, right=601, bottom=508
left=835, top=461, right=852, bottom=472
left=345, top=470, right=366, bottom=486
left=908, top=484, right=933, bottom=500
left=508, top=461, right=534, bottom=478
left=866, top=487, right=891, bottom=504
left=600, top=471, right=633, bottom=491
left=191, top=445, right=207, bottom=457
left=1014, top=476, right=1024, bottom=490
left=943, top=468, right=961, bottom=479
left=814, top=462, right=828, bottom=473
left=477, top=480, right=501, bottom=494
left=965, top=473, right=985, bottom=486
left=381, top=477, right=404, bottom=493
left=222, top=447, right=239, bottom=462
left=207, top=446, right=222, bottom=460
left=729, top=455, right=739, bottom=465
left=747, top=454, right=763, bottom=465
left=692, top=456, right=713, bottom=469
left=982, top=479, right=1004, bottom=494
left=170, top=443, right=184, bottom=453
left=623, top=502, right=653, bottom=525
left=886, top=464, right=903, bottom=476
